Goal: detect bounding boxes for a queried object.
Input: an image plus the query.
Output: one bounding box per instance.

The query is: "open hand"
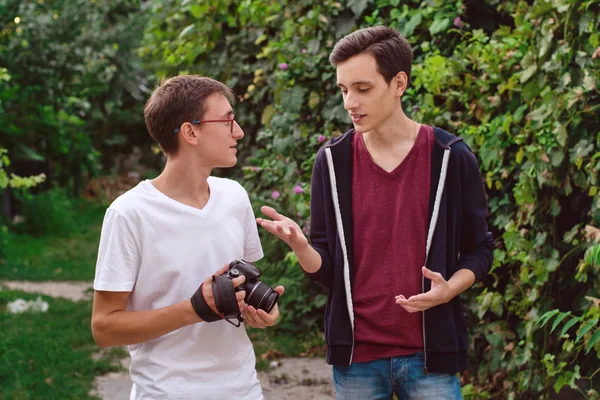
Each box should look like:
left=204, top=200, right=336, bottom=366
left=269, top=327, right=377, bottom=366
left=242, top=286, right=285, bottom=328
left=256, top=206, right=308, bottom=251
left=395, top=267, right=451, bottom=313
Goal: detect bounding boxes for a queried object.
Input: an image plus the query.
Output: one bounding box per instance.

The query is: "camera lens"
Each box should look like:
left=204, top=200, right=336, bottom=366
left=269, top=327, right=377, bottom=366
left=244, top=281, right=279, bottom=313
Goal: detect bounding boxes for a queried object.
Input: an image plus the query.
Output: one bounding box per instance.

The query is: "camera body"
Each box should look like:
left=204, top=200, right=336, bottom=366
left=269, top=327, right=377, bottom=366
left=223, top=259, right=279, bottom=313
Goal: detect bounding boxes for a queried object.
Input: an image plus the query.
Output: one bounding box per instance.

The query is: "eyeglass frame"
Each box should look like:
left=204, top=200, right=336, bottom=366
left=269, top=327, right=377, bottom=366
left=173, top=117, right=236, bottom=134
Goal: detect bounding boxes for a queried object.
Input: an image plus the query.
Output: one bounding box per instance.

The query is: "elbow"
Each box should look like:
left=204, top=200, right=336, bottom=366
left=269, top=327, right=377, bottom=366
left=91, top=316, right=113, bottom=348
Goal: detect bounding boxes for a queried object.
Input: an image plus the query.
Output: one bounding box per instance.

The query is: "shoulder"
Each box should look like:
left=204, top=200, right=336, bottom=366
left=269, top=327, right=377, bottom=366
left=431, top=126, right=474, bottom=159
left=107, top=180, right=152, bottom=217
left=208, top=176, right=248, bottom=198
left=315, top=128, right=356, bottom=163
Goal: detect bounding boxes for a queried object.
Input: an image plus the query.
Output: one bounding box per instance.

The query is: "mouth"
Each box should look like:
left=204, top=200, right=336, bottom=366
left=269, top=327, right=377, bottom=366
left=351, top=114, right=366, bottom=123
left=229, top=145, right=237, bottom=153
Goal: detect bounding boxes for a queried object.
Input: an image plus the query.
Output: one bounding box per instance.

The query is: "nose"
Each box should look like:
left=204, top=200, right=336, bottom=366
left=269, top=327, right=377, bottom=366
left=343, top=93, right=358, bottom=111
left=232, top=120, right=244, bottom=140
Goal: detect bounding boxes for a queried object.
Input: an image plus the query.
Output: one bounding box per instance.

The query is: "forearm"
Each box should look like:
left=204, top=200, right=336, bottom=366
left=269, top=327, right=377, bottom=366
left=293, top=243, right=323, bottom=274
left=92, top=299, right=200, bottom=348
left=446, top=268, right=476, bottom=300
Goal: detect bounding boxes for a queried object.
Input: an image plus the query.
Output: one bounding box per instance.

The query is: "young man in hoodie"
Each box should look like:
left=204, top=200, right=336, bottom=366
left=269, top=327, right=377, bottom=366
left=257, top=26, right=493, bottom=399
left=91, top=75, right=284, bottom=399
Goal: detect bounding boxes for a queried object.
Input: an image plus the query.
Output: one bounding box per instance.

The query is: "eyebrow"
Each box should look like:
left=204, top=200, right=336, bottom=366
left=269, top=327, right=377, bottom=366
left=220, top=110, right=234, bottom=118
left=337, top=80, right=374, bottom=88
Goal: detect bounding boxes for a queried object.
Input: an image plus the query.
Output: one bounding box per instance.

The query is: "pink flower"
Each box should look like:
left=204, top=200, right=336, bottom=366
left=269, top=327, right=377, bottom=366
left=293, top=185, right=304, bottom=194
left=454, top=17, right=464, bottom=28
left=271, top=190, right=280, bottom=199
left=302, top=49, right=307, bottom=54
left=318, top=134, right=326, bottom=143
left=279, top=63, right=288, bottom=71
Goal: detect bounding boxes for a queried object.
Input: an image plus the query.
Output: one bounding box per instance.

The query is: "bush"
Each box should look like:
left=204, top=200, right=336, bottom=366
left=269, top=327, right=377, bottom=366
left=16, top=188, right=77, bottom=237
left=135, top=0, right=600, bottom=397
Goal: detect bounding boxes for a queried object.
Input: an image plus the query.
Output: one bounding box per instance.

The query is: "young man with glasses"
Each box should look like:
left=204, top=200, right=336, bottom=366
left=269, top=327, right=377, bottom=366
left=257, top=26, right=493, bottom=399
left=91, top=75, right=284, bottom=399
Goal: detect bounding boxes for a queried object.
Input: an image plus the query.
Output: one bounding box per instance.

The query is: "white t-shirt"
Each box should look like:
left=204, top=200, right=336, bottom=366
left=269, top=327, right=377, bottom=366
left=93, top=177, right=264, bottom=400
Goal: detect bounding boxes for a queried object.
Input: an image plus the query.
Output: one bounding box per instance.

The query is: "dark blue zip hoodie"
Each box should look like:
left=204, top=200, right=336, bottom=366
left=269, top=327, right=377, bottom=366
left=304, top=127, right=494, bottom=373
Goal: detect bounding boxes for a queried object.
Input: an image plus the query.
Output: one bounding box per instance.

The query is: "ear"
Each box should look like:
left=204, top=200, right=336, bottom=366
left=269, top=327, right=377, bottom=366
left=393, top=71, right=408, bottom=98
left=179, top=122, right=200, bottom=146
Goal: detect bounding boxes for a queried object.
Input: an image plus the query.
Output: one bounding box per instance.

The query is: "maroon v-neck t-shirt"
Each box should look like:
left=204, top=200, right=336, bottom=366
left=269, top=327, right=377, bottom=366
left=351, top=124, right=434, bottom=362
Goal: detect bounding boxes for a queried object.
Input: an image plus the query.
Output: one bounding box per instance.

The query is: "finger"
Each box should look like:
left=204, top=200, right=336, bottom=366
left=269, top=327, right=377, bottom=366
left=274, top=286, right=285, bottom=296
left=406, top=293, right=430, bottom=303
left=213, top=265, right=230, bottom=276
left=232, top=275, right=246, bottom=288
left=259, top=221, right=288, bottom=238
left=422, top=267, right=444, bottom=283
left=397, top=302, right=422, bottom=313
left=261, top=206, right=284, bottom=221
left=276, top=223, right=291, bottom=236
left=235, top=291, right=246, bottom=302
left=256, top=309, right=277, bottom=325
left=289, top=225, right=298, bottom=240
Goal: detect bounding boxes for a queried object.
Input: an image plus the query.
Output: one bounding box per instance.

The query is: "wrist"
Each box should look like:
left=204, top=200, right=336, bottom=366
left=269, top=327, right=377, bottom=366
left=291, top=241, right=310, bottom=255
left=184, top=299, right=202, bottom=324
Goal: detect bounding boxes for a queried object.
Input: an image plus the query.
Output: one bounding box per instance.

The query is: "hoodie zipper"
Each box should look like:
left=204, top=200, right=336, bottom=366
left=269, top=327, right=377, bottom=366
left=422, top=147, right=451, bottom=374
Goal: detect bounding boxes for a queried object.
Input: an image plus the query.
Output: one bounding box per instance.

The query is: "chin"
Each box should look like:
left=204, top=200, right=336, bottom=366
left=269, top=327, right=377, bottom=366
left=221, top=158, right=237, bottom=168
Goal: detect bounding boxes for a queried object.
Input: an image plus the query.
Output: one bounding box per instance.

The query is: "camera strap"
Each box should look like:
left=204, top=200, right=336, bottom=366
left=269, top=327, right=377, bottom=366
left=212, top=275, right=244, bottom=327
left=190, top=282, right=223, bottom=323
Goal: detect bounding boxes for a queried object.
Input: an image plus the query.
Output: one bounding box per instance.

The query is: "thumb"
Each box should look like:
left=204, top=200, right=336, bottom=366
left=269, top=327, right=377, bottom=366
left=274, top=286, right=285, bottom=296
left=422, top=266, right=444, bottom=283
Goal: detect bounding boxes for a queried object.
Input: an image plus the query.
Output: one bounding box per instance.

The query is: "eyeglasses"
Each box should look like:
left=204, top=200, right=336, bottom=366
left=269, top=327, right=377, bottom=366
left=174, top=117, right=236, bottom=134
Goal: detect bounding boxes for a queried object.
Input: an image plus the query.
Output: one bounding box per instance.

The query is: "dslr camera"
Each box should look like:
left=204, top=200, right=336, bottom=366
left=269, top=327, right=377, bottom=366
left=223, top=259, right=279, bottom=313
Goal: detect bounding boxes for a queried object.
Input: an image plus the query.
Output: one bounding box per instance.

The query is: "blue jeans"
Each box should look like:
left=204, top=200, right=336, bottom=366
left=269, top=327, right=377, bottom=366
left=333, top=353, right=463, bottom=400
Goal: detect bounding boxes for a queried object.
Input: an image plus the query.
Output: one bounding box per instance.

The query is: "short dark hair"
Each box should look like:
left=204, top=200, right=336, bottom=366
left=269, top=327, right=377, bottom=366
left=143, top=75, right=234, bottom=155
left=329, top=26, right=413, bottom=84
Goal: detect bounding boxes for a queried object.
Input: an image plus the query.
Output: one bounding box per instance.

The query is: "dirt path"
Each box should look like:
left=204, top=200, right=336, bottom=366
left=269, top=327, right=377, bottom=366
left=94, top=356, right=334, bottom=399
left=1, top=280, right=335, bottom=399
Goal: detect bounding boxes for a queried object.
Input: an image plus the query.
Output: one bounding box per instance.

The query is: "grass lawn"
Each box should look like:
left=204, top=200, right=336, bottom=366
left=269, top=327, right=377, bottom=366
left=0, top=290, right=125, bottom=400
left=1, top=200, right=106, bottom=281
left=0, top=196, right=325, bottom=398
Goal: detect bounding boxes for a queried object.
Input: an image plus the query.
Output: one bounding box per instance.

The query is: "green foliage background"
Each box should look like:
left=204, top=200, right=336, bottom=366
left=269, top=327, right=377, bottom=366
left=1, top=0, right=600, bottom=398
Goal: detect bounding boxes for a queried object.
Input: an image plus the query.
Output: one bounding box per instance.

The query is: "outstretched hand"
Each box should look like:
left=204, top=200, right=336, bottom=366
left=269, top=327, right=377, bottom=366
left=242, top=286, right=285, bottom=329
left=256, top=206, right=308, bottom=251
left=395, top=267, right=451, bottom=313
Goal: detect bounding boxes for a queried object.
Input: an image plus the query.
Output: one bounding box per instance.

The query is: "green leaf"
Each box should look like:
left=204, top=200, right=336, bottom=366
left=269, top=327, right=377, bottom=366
left=539, top=309, right=560, bottom=327
left=401, top=13, right=422, bottom=37
left=261, top=105, right=275, bottom=126
left=584, top=245, right=600, bottom=267
left=576, top=318, right=599, bottom=342
left=555, top=123, right=568, bottom=147
left=551, top=312, right=571, bottom=333
left=586, top=330, right=600, bottom=354
left=561, top=317, right=581, bottom=337
left=429, top=18, right=450, bottom=35
left=189, top=5, right=203, bottom=19
left=178, top=24, right=195, bottom=40
left=347, top=0, right=369, bottom=16
left=521, top=65, right=538, bottom=83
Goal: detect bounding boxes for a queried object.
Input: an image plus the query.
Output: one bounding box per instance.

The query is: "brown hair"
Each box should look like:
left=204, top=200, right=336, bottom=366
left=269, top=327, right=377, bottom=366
left=329, top=26, right=413, bottom=84
left=143, top=75, right=234, bottom=155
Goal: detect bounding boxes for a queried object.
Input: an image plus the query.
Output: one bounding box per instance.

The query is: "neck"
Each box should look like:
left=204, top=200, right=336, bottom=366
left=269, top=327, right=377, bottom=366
left=151, top=152, right=212, bottom=208
left=364, top=107, right=418, bottom=148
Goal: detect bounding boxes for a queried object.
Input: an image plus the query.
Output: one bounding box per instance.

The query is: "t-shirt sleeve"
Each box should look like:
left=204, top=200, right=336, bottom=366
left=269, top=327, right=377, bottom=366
left=93, top=208, right=141, bottom=292
left=242, top=193, right=264, bottom=263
